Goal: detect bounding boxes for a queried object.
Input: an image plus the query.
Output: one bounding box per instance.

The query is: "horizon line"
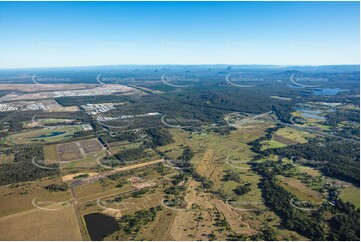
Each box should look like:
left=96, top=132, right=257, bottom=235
left=1, top=63, right=360, bottom=70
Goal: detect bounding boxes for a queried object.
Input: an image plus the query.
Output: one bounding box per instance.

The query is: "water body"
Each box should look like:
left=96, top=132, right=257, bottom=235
left=288, top=85, right=349, bottom=96
left=36, top=131, right=66, bottom=138
left=84, top=213, right=119, bottom=241
left=313, top=88, right=349, bottom=96
left=295, top=107, right=326, bottom=120
left=288, top=84, right=304, bottom=89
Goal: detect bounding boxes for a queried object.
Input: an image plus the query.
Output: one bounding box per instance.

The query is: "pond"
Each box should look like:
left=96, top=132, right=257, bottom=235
left=35, top=131, right=66, bottom=138
left=295, top=107, right=326, bottom=120
left=84, top=213, right=119, bottom=241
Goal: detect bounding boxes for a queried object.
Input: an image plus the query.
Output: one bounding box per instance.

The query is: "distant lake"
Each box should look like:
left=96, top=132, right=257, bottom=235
left=288, top=85, right=350, bottom=96
left=84, top=213, right=118, bottom=241
left=35, top=131, right=66, bottom=138
left=313, top=88, right=349, bottom=96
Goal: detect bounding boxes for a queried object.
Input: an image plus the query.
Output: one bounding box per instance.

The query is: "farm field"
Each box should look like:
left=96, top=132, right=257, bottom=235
left=57, top=142, right=84, bottom=161
left=56, top=139, right=105, bottom=172
left=0, top=204, right=82, bottom=240
left=339, top=186, right=360, bottom=209
left=60, top=150, right=106, bottom=176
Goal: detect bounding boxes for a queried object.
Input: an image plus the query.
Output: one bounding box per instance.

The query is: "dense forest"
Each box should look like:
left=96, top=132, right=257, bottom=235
left=272, top=104, right=294, bottom=123
left=56, top=95, right=129, bottom=106
left=113, top=147, right=153, bottom=164
left=144, top=128, right=174, bottom=148
left=324, top=108, right=360, bottom=126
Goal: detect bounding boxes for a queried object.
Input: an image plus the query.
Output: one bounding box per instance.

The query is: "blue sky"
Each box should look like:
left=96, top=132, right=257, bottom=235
left=0, top=1, right=359, bottom=68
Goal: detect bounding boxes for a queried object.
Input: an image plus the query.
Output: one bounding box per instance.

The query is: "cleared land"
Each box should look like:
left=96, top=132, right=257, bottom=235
left=0, top=153, right=14, bottom=164
left=273, top=127, right=314, bottom=145
left=57, top=139, right=104, bottom=162
left=196, top=149, right=216, bottom=179
left=63, top=158, right=164, bottom=183
left=277, top=175, right=323, bottom=202
left=57, top=142, right=83, bottom=161
left=261, top=139, right=287, bottom=150
left=77, top=139, right=104, bottom=154
left=43, top=144, right=59, bottom=164
left=0, top=204, right=81, bottom=240
left=0, top=84, right=136, bottom=101
left=24, top=118, right=77, bottom=128
left=339, top=186, right=360, bottom=209
left=0, top=83, right=95, bottom=92
left=0, top=177, right=70, bottom=218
